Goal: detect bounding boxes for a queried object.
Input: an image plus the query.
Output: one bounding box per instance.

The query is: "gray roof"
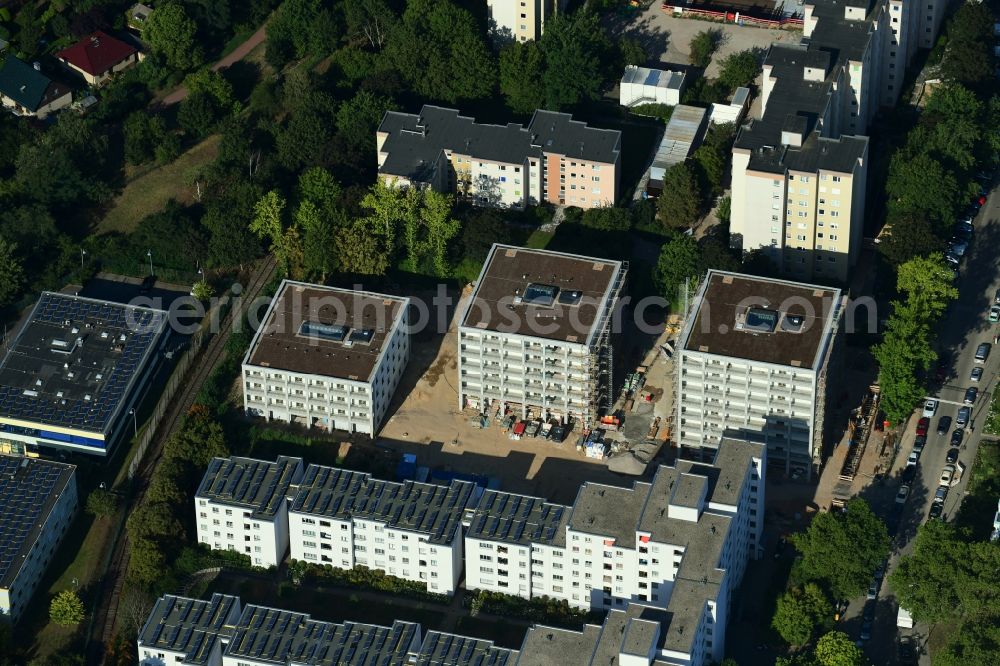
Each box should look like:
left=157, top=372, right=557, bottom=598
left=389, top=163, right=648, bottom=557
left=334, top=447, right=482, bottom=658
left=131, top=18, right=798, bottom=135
left=661, top=578, right=719, bottom=653
left=196, top=456, right=303, bottom=520
left=568, top=481, right=650, bottom=550
left=289, top=464, right=477, bottom=546
left=137, top=594, right=240, bottom=665
left=413, top=631, right=518, bottom=666
left=0, top=291, right=167, bottom=439
left=466, top=489, right=570, bottom=548
left=678, top=438, right=765, bottom=506
left=515, top=625, right=602, bottom=666
left=377, top=106, right=621, bottom=184
left=0, top=456, right=76, bottom=588
left=670, top=473, right=707, bottom=509
left=227, top=604, right=419, bottom=665
left=651, top=105, right=707, bottom=173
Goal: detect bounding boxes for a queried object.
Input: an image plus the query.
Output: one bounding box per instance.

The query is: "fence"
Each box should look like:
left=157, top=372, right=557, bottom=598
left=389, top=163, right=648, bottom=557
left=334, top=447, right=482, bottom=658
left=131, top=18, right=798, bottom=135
left=125, top=294, right=233, bottom=480
left=662, top=4, right=804, bottom=29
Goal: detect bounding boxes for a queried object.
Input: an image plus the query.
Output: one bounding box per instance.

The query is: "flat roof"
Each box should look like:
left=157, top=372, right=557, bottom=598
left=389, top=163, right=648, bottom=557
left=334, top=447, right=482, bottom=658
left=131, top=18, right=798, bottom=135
left=568, top=481, right=650, bottom=550
left=413, top=631, right=517, bottom=666
left=0, top=456, right=76, bottom=588
left=138, top=594, right=240, bottom=665
left=621, top=65, right=685, bottom=91
left=289, top=464, right=477, bottom=546
left=246, top=280, right=406, bottom=383
left=670, top=474, right=707, bottom=509
left=0, top=291, right=167, bottom=437
left=462, top=244, right=625, bottom=345
left=681, top=271, right=841, bottom=369
left=196, top=456, right=303, bottom=520
left=516, top=624, right=602, bottom=666
left=466, top=489, right=569, bottom=547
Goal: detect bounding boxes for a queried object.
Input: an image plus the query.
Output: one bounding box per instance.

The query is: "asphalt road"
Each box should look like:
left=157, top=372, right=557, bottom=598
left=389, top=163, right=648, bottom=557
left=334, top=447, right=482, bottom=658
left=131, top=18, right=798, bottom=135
left=849, top=181, right=1000, bottom=665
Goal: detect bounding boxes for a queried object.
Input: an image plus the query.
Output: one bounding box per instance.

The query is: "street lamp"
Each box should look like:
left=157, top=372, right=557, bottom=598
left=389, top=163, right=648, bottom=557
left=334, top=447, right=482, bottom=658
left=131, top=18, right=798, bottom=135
left=146, top=249, right=153, bottom=277
left=129, top=408, right=137, bottom=437
left=80, top=248, right=87, bottom=271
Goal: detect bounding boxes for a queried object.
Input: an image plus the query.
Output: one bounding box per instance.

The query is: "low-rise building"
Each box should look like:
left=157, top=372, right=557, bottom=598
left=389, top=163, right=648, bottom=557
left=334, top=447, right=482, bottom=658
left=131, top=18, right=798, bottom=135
left=0, top=456, right=77, bottom=622
left=675, top=270, right=843, bottom=477
left=56, top=31, right=140, bottom=85
left=0, top=57, right=73, bottom=118
left=242, top=280, right=409, bottom=436
left=138, top=595, right=521, bottom=666
left=620, top=65, right=686, bottom=107
left=195, top=456, right=305, bottom=566
left=287, top=464, right=479, bottom=595
left=457, top=244, right=627, bottom=428
left=0, top=292, right=168, bottom=457
left=137, top=593, right=243, bottom=666
left=377, top=105, right=621, bottom=209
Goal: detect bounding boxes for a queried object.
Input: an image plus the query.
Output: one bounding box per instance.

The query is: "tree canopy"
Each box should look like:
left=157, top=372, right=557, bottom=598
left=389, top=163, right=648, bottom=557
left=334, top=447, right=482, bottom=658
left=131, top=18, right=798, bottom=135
left=50, top=590, right=85, bottom=626
left=657, top=163, right=702, bottom=229
left=772, top=583, right=833, bottom=646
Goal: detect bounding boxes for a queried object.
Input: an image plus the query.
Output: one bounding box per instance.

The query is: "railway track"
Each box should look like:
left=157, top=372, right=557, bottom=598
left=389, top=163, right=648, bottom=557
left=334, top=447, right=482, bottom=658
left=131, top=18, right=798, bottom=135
left=90, top=257, right=275, bottom=660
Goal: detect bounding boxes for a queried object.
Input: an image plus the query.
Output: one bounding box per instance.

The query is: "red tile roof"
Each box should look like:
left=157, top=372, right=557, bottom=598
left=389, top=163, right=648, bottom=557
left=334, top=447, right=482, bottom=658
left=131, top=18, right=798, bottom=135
left=56, top=31, right=137, bottom=77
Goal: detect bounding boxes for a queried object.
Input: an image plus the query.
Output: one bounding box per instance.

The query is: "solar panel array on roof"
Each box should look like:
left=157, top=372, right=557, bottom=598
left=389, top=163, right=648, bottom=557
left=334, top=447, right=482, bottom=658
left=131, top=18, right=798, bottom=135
left=138, top=594, right=240, bottom=665
left=289, top=464, right=477, bottom=545
left=467, top=490, right=567, bottom=546
left=414, top=631, right=516, bottom=666
left=0, top=456, right=75, bottom=587
left=0, top=292, right=166, bottom=437
left=197, top=456, right=303, bottom=519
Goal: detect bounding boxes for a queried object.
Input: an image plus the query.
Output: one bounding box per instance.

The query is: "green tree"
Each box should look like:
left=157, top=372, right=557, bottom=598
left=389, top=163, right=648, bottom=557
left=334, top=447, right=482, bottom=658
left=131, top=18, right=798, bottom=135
left=791, top=499, right=890, bottom=599
left=359, top=179, right=402, bottom=258
left=251, top=190, right=291, bottom=271
left=128, top=537, right=169, bottom=588
left=889, top=520, right=964, bottom=624
left=654, top=234, right=700, bottom=308
left=144, top=3, right=203, bottom=71
left=185, top=69, right=237, bottom=114
left=717, top=49, right=760, bottom=92
left=15, top=115, right=108, bottom=208
left=935, top=620, right=1000, bottom=666
left=191, top=280, right=215, bottom=301
left=0, top=238, right=24, bottom=308
left=541, top=11, right=614, bottom=110
left=178, top=92, right=223, bottom=139
left=917, top=83, right=982, bottom=172
left=500, top=40, right=546, bottom=114
left=772, top=583, right=832, bottom=646
left=619, top=38, right=647, bottom=67
left=421, top=190, right=461, bottom=277
left=657, top=163, right=702, bottom=229
left=814, top=631, right=866, bottom=666
left=297, top=167, right=342, bottom=218
left=896, top=253, right=958, bottom=321
left=581, top=206, right=632, bottom=232
left=123, top=113, right=169, bottom=166
left=85, top=488, right=120, bottom=518
left=336, top=221, right=392, bottom=275
left=874, top=326, right=934, bottom=426
left=689, top=30, right=719, bottom=68
left=877, top=215, right=944, bottom=266
left=886, top=151, right=961, bottom=227
left=336, top=90, right=397, bottom=154
left=296, top=200, right=336, bottom=281
left=50, top=590, right=85, bottom=626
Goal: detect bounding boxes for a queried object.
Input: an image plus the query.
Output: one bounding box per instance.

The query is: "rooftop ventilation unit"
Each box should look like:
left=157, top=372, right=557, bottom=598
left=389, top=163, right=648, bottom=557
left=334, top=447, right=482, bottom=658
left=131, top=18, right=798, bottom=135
left=299, top=321, right=348, bottom=342
left=523, top=283, right=558, bottom=307
left=741, top=307, right=779, bottom=333
left=781, top=313, right=806, bottom=333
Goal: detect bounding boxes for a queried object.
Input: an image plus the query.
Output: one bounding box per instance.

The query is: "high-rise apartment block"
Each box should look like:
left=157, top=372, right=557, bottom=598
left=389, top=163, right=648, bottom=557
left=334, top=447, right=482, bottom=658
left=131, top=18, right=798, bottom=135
left=486, top=0, right=562, bottom=42
left=377, top=105, right=621, bottom=210
left=731, top=0, right=946, bottom=282
left=0, top=456, right=77, bottom=622
left=676, top=271, right=843, bottom=478
left=287, top=464, right=479, bottom=595
left=242, top=280, right=409, bottom=436
left=457, top=244, right=627, bottom=428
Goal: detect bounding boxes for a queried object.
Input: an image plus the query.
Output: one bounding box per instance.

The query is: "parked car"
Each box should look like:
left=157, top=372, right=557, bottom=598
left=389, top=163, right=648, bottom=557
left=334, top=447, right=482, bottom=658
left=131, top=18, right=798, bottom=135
left=928, top=500, right=944, bottom=520
left=975, top=342, right=991, bottom=363
left=901, top=464, right=917, bottom=483
left=946, top=447, right=960, bottom=464
left=896, top=484, right=910, bottom=504
left=913, top=435, right=926, bottom=454
left=916, top=417, right=930, bottom=436
left=863, top=603, right=876, bottom=623
left=907, top=451, right=920, bottom=466
left=935, top=485, right=949, bottom=502
left=971, top=367, right=983, bottom=382
left=949, top=240, right=968, bottom=257
left=957, top=406, right=972, bottom=426
left=965, top=387, right=978, bottom=404
left=922, top=399, right=938, bottom=418
left=951, top=429, right=964, bottom=447
left=990, top=305, right=1000, bottom=323
left=860, top=620, right=872, bottom=641
left=867, top=578, right=880, bottom=600
left=940, top=464, right=956, bottom=487
left=937, top=415, right=952, bottom=434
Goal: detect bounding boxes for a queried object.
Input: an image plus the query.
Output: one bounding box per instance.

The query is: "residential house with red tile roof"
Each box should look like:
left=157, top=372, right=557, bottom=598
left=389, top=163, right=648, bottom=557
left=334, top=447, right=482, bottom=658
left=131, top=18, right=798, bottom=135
left=56, top=31, right=139, bottom=86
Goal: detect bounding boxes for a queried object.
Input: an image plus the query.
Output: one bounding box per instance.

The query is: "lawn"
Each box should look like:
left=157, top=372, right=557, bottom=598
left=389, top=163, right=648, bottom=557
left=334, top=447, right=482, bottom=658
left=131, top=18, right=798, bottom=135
left=954, top=437, right=1000, bottom=539
left=98, top=134, right=221, bottom=235
left=525, top=229, right=554, bottom=249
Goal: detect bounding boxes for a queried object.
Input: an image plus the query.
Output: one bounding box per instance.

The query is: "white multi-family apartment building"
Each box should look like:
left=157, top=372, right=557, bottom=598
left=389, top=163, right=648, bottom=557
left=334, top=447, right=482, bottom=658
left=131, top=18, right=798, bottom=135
left=732, top=0, right=946, bottom=282
left=138, top=595, right=522, bottom=666
left=465, top=438, right=765, bottom=665
left=377, top=106, right=622, bottom=210
left=287, top=464, right=479, bottom=595
left=457, top=244, right=627, bottom=428
left=0, top=456, right=77, bottom=622
left=194, top=456, right=304, bottom=567
left=676, top=271, right=843, bottom=479
left=137, top=594, right=243, bottom=666
left=242, top=280, right=409, bottom=436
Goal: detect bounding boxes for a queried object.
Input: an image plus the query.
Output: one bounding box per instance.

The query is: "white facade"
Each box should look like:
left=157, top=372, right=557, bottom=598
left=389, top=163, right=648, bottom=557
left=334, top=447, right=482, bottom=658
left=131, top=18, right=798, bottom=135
left=0, top=459, right=77, bottom=622
left=486, top=0, right=559, bottom=42
left=137, top=594, right=242, bottom=666
left=194, top=456, right=305, bottom=567
left=242, top=281, right=410, bottom=436
left=620, top=65, right=685, bottom=107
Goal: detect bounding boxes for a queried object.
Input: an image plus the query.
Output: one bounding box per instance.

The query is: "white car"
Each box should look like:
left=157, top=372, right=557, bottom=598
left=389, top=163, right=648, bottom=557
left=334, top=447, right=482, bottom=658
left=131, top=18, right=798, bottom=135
left=896, top=485, right=910, bottom=504
left=907, top=451, right=919, bottom=466
left=940, top=464, right=955, bottom=487
left=922, top=399, right=938, bottom=418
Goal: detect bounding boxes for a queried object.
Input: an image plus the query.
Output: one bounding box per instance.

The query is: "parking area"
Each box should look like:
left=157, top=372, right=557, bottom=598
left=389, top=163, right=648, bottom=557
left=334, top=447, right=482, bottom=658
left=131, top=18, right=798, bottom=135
left=610, top=5, right=801, bottom=78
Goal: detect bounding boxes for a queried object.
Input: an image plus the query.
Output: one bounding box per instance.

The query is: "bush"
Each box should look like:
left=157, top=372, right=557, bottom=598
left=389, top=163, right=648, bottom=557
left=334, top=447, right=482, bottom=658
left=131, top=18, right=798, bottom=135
left=688, top=30, right=719, bottom=68
left=291, top=562, right=450, bottom=604
left=85, top=488, right=120, bottom=518
left=463, top=590, right=593, bottom=628
left=50, top=590, right=85, bottom=626
left=629, top=103, right=673, bottom=124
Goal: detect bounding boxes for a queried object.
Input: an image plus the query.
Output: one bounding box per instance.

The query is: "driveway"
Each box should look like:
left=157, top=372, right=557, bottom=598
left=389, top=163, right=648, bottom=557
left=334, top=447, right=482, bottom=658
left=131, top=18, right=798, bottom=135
left=609, top=5, right=801, bottom=77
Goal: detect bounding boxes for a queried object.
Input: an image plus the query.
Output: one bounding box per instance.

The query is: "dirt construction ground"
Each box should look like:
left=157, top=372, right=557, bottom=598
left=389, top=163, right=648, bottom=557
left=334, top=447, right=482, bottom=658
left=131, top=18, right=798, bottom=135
left=378, top=289, right=638, bottom=505
left=612, top=5, right=802, bottom=78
